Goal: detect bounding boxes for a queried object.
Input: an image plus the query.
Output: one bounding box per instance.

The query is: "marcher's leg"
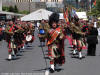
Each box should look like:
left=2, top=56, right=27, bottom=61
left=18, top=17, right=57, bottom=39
left=72, top=39, right=77, bottom=55
left=77, top=40, right=82, bottom=59
left=39, top=37, right=42, bottom=47
left=49, top=60, right=55, bottom=73
left=43, top=38, right=45, bottom=46
left=87, top=44, right=92, bottom=56
left=48, top=46, right=55, bottom=73
left=8, top=41, right=12, bottom=60
left=91, top=44, right=96, bottom=56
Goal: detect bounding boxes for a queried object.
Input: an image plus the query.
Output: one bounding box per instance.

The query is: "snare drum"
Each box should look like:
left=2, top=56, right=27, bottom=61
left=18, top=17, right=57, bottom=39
left=26, top=35, right=32, bottom=42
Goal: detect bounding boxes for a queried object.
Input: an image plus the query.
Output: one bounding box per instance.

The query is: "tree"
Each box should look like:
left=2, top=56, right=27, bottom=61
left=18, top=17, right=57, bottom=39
left=2, top=6, right=9, bottom=11
left=96, top=0, right=100, bottom=12
left=19, top=10, right=29, bottom=14
left=87, top=0, right=100, bottom=16
left=14, top=5, right=18, bottom=13
left=9, top=6, right=14, bottom=12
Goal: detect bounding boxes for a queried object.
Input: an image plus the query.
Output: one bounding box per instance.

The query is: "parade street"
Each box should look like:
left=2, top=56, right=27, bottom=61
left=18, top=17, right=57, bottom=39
left=0, top=31, right=100, bottom=75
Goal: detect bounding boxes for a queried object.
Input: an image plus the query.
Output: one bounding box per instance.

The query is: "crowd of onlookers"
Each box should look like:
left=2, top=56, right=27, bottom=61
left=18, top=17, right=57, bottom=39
left=0, top=21, right=6, bottom=41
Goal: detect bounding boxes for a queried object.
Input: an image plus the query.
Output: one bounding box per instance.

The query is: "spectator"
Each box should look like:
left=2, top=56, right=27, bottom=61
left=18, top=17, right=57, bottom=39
left=87, top=22, right=98, bottom=56
left=0, top=22, right=3, bottom=41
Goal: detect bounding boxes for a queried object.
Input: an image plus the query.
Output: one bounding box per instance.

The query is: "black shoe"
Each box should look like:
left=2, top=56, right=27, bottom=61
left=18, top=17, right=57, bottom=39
left=87, top=54, right=91, bottom=56
left=55, top=68, right=62, bottom=72
left=91, top=55, right=96, bottom=56
left=87, top=54, right=95, bottom=56
left=79, top=57, right=82, bottom=60
left=49, top=68, right=55, bottom=73
left=6, top=58, right=12, bottom=61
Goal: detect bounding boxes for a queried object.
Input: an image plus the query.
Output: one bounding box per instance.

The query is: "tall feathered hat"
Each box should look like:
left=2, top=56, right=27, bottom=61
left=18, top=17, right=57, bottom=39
left=48, top=13, right=59, bottom=27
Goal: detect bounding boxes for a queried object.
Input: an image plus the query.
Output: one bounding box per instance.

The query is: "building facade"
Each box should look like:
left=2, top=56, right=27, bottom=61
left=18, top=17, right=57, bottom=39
left=40, top=0, right=62, bottom=2
left=2, top=0, right=63, bottom=12
left=63, top=0, right=80, bottom=8
left=15, top=0, right=33, bottom=2
left=2, top=0, right=46, bottom=12
left=63, top=0, right=95, bottom=10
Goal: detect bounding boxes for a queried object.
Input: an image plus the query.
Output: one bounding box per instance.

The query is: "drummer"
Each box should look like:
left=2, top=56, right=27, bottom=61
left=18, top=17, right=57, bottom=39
left=25, top=22, right=35, bottom=46
left=38, top=19, right=50, bottom=47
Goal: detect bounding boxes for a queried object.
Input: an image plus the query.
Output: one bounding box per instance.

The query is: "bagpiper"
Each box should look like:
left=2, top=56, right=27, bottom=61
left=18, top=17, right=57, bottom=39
left=5, top=21, right=22, bottom=60
left=70, top=17, right=85, bottom=59
left=46, top=13, right=65, bottom=73
left=15, top=21, right=24, bottom=53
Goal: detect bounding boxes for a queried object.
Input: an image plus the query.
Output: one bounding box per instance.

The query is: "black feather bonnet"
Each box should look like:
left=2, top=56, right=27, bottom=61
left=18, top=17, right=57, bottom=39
left=48, top=13, right=59, bottom=27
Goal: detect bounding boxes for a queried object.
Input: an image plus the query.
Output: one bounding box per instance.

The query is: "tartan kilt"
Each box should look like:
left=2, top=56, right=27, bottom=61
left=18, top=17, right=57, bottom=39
left=48, top=40, right=65, bottom=65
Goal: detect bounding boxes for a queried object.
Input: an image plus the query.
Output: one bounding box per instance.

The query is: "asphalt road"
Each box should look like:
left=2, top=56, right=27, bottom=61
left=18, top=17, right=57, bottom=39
left=0, top=30, right=100, bottom=75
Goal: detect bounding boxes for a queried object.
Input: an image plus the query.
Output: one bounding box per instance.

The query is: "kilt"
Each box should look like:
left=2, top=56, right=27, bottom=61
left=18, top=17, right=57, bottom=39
left=48, top=40, right=65, bottom=65
left=72, top=32, right=82, bottom=40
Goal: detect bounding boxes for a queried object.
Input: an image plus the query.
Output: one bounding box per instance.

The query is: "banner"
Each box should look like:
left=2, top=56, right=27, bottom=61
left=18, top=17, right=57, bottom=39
left=93, top=0, right=96, bottom=6
left=63, top=8, right=69, bottom=24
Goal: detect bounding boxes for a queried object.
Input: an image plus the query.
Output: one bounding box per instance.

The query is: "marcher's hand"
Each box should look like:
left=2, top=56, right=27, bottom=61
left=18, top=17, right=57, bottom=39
left=82, top=33, right=85, bottom=36
left=14, top=30, right=17, bottom=33
left=59, top=34, right=64, bottom=39
left=10, top=32, right=14, bottom=35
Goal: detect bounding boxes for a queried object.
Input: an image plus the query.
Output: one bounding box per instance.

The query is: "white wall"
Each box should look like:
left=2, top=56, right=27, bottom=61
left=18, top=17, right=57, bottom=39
left=0, top=0, right=2, bottom=11
left=41, top=0, right=63, bottom=2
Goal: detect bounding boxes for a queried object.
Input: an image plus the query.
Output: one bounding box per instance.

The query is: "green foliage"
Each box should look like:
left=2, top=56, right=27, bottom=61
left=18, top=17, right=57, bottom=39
left=2, top=5, right=19, bottom=14
left=2, top=6, right=9, bottom=11
left=87, top=0, right=100, bottom=16
left=9, top=6, right=14, bottom=12
left=96, top=0, right=100, bottom=11
left=19, top=10, right=29, bottom=14
left=3, top=5, right=19, bottom=13
left=3, top=5, right=29, bottom=14
left=14, top=5, right=18, bottom=13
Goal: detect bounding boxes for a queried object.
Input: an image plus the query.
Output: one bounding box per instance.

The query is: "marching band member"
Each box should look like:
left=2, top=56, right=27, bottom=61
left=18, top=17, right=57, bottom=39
left=5, top=21, right=21, bottom=60
left=47, top=13, right=65, bottom=73
left=38, top=19, right=49, bottom=47
left=70, top=17, right=85, bottom=59
left=25, top=22, right=35, bottom=46
left=21, top=22, right=28, bottom=47
left=15, top=22, right=24, bottom=53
